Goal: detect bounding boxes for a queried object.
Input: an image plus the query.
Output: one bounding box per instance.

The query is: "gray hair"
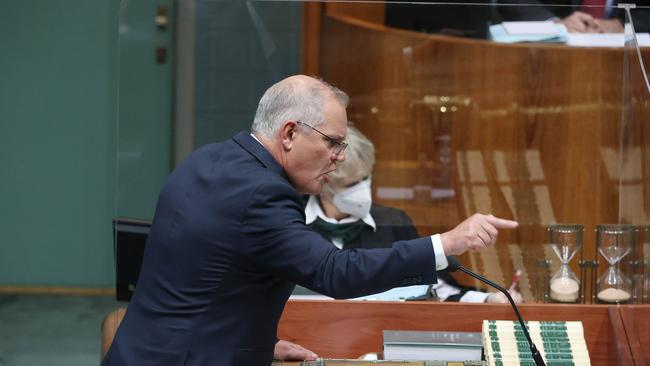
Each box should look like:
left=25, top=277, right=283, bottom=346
left=329, top=126, right=375, bottom=183
left=251, top=77, right=349, bottom=137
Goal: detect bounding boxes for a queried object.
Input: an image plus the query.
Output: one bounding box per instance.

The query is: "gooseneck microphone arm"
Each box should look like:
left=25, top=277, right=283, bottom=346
left=445, top=257, right=546, bottom=366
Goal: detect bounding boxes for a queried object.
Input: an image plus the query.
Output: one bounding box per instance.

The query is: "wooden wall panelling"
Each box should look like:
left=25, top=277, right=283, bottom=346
left=300, top=2, right=386, bottom=76
left=325, top=2, right=385, bottom=25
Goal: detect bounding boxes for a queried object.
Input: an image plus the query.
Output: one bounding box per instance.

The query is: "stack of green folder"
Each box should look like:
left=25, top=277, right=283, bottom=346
left=482, top=320, right=590, bottom=366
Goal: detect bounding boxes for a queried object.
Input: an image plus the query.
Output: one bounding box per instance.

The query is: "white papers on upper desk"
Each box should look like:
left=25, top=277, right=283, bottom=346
left=490, top=21, right=568, bottom=43
left=502, top=21, right=560, bottom=35
left=567, top=32, right=650, bottom=47
left=491, top=20, right=650, bottom=47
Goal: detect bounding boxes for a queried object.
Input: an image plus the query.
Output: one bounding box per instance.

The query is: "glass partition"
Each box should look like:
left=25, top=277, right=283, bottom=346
left=114, top=0, right=650, bottom=305
left=623, top=5, right=650, bottom=305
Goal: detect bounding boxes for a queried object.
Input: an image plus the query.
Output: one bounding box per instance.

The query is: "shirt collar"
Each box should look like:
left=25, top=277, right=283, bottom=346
left=305, top=195, right=376, bottom=231
left=250, top=133, right=262, bottom=144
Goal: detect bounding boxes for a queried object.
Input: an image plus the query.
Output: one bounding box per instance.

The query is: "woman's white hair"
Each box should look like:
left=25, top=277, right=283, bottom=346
left=329, top=126, right=375, bottom=183
left=251, top=77, right=349, bottom=137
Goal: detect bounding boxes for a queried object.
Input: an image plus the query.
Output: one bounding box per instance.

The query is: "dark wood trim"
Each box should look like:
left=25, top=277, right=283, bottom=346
left=300, top=2, right=322, bottom=76
left=0, top=286, right=115, bottom=296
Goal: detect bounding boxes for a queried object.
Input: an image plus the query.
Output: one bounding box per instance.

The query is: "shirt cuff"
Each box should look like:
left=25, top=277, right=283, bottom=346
left=430, top=234, right=447, bottom=270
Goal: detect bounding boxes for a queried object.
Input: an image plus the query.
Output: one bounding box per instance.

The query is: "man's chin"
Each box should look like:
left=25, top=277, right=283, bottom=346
left=297, top=182, right=324, bottom=196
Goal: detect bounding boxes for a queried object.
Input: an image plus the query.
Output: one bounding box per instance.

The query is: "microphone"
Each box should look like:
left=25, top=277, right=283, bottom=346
left=446, top=257, right=546, bottom=366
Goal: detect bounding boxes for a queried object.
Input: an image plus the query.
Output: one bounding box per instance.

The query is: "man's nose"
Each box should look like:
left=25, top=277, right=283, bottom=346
left=332, top=150, right=345, bottom=162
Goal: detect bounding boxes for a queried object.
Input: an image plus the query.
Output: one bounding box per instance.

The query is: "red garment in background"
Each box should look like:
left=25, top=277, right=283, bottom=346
left=582, top=0, right=607, bottom=19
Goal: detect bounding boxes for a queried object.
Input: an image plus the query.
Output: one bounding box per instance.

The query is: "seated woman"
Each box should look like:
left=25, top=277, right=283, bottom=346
left=305, top=126, right=523, bottom=303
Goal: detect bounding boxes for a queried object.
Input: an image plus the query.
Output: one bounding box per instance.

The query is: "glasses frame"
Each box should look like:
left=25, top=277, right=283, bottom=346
left=296, top=121, right=348, bottom=157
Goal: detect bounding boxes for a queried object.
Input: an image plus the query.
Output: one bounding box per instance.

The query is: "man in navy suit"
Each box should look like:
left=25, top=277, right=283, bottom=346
left=102, top=75, right=518, bottom=366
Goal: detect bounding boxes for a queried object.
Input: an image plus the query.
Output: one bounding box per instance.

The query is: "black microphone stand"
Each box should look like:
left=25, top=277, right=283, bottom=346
left=456, top=265, right=547, bottom=366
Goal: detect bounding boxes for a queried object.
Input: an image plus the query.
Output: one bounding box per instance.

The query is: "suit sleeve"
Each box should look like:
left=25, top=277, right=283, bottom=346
left=241, top=181, right=438, bottom=299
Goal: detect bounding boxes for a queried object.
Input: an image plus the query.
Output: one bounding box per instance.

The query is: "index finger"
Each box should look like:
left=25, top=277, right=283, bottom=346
left=486, top=215, right=518, bottom=229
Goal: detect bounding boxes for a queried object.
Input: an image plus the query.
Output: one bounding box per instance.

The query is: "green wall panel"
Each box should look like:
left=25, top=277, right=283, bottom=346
left=0, top=1, right=119, bottom=286
left=116, top=0, right=174, bottom=221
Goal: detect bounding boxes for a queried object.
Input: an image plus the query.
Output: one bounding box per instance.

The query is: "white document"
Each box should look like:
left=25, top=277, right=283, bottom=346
left=567, top=33, right=650, bottom=47
left=502, top=21, right=561, bottom=35
left=490, top=22, right=568, bottom=43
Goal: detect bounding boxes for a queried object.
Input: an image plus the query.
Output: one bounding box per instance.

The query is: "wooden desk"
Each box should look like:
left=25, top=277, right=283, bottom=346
left=278, top=300, right=633, bottom=365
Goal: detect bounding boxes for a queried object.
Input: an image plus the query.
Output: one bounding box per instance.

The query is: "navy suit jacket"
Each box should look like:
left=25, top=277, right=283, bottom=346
left=102, top=132, right=438, bottom=366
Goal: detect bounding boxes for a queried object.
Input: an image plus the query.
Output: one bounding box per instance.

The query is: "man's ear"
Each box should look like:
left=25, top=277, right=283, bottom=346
left=279, top=121, right=297, bottom=151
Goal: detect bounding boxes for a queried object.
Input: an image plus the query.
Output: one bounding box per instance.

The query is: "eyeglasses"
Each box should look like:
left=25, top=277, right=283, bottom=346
left=296, top=121, right=348, bottom=157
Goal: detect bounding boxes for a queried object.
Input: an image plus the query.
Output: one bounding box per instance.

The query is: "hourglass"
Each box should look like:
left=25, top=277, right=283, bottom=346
left=596, top=224, right=634, bottom=303
left=548, top=224, right=583, bottom=303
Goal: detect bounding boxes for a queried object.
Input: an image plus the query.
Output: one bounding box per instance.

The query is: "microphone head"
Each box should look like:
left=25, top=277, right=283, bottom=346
left=446, top=256, right=460, bottom=272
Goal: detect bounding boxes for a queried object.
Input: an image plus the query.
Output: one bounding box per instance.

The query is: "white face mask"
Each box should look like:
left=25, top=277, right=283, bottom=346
left=332, top=178, right=372, bottom=218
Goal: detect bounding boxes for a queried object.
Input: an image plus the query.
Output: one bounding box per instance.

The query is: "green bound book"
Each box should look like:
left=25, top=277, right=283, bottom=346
left=482, top=320, right=591, bottom=366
